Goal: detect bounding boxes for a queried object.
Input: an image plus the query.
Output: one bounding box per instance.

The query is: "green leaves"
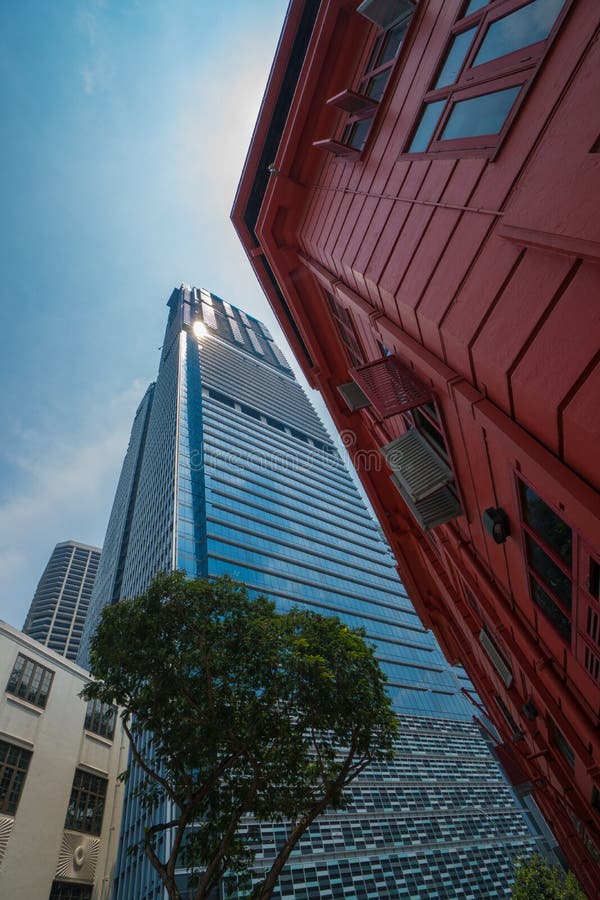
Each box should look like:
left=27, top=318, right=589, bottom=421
left=84, top=573, right=398, bottom=900
left=512, top=853, right=585, bottom=899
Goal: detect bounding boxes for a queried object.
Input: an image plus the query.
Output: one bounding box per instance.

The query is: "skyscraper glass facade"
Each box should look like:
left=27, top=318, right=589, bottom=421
left=84, top=286, right=540, bottom=899
left=23, top=540, right=100, bottom=661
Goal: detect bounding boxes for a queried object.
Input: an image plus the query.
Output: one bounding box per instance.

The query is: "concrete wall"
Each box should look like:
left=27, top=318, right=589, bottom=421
left=0, top=622, right=126, bottom=899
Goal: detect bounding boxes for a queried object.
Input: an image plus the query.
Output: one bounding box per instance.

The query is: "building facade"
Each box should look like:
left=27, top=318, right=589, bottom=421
left=0, top=622, right=125, bottom=900
left=82, top=284, right=546, bottom=899
left=23, top=541, right=101, bottom=662
left=231, top=0, right=600, bottom=893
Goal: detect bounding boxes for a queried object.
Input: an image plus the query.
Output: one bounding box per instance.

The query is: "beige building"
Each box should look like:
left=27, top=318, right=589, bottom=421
left=0, top=621, right=126, bottom=899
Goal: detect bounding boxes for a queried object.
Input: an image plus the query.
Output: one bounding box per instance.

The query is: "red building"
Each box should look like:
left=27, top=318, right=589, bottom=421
left=232, top=0, right=600, bottom=892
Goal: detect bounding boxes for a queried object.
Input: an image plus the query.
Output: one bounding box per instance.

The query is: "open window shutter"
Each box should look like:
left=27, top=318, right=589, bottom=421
left=390, top=476, right=462, bottom=530
left=312, top=139, right=361, bottom=158
left=357, top=0, right=415, bottom=30
left=337, top=381, right=371, bottom=411
left=577, top=601, right=600, bottom=683
left=350, top=356, right=431, bottom=417
left=382, top=430, right=453, bottom=501
left=327, top=90, right=379, bottom=116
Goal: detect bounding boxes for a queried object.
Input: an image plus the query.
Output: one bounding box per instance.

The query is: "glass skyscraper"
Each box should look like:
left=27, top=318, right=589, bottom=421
left=81, top=285, right=540, bottom=899
left=23, top=540, right=101, bottom=661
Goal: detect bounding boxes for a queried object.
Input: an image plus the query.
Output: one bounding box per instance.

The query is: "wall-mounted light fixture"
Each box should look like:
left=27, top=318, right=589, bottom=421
left=483, top=507, right=510, bottom=544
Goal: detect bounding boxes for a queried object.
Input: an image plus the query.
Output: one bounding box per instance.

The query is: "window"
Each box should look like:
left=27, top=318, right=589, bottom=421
left=404, top=401, right=449, bottom=464
left=325, top=292, right=365, bottom=367
left=64, top=769, right=107, bottom=835
left=552, top=721, right=575, bottom=769
left=519, top=482, right=572, bottom=642
left=406, top=0, right=567, bottom=155
left=316, top=12, right=413, bottom=156
left=84, top=698, right=116, bottom=741
left=6, top=653, right=54, bottom=708
left=0, top=739, right=32, bottom=815
left=494, top=694, right=522, bottom=738
left=518, top=481, right=600, bottom=677
left=49, top=883, right=93, bottom=900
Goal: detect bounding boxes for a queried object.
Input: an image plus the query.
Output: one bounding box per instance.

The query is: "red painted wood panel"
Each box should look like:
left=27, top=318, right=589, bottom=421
left=440, top=236, right=522, bottom=380
left=470, top=250, right=574, bottom=414
left=501, top=10, right=600, bottom=254
left=562, top=360, right=600, bottom=494
left=511, top=264, right=600, bottom=457
left=417, top=213, right=494, bottom=358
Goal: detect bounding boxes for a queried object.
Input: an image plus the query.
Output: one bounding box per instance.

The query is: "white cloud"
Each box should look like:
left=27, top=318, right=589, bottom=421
left=0, top=379, right=146, bottom=630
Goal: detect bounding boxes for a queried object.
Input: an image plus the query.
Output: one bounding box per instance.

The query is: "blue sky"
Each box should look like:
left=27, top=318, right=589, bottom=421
left=0, top=0, right=340, bottom=629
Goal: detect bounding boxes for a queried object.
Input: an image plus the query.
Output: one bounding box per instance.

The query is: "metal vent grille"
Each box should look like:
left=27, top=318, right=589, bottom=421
left=259, top=321, right=274, bottom=341
left=357, top=0, right=415, bottom=30
left=351, top=356, right=431, bottom=418
left=55, top=832, right=100, bottom=882
left=246, top=329, right=264, bottom=355
left=479, top=629, right=513, bottom=687
left=271, top=343, right=292, bottom=370
left=229, top=319, right=244, bottom=343
left=337, top=381, right=371, bottom=411
left=390, top=476, right=462, bottom=530
left=582, top=604, right=600, bottom=682
left=222, top=300, right=235, bottom=318
left=0, top=815, right=14, bottom=865
left=201, top=303, right=217, bottom=330
left=382, top=429, right=453, bottom=501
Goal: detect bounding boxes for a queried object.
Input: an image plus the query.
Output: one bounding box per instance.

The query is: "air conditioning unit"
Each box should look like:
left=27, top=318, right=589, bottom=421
left=357, top=0, right=415, bottom=30
left=479, top=629, right=513, bottom=688
left=337, top=381, right=371, bottom=411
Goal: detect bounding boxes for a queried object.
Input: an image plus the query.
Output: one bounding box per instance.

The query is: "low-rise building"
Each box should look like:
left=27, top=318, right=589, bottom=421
left=0, top=621, right=126, bottom=900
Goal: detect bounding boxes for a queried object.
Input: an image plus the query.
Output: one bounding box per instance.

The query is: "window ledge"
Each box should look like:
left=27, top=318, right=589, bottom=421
left=5, top=694, right=43, bottom=716
left=83, top=729, right=114, bottom=747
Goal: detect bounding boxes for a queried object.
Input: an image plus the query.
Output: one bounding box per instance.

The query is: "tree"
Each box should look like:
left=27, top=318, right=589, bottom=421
left=83, top=572, right=398, bottom=900
left=512, top=853, right=586, bottom=899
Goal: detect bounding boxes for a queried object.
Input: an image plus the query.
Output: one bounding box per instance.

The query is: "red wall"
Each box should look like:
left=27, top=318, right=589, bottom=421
left=233, top=0, right=600, bottom=891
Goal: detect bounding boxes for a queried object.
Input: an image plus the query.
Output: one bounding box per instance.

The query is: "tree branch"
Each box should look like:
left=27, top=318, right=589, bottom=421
left=122, top=717, right=178, bottom=803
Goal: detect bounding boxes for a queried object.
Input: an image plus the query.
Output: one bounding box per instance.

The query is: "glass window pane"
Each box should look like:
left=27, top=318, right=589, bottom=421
left=464, top=0, right=490, bottom=14
left=474, top=0, right=565, bottom=66
left=435, top=28, right=477, bottom=88
left=365, top=71, right=390, bottom=101
left=345, top=118, right=371, bottom=151
left=531, top=579, right=571, bottom=641
left=379, top=18, right=411, bottom=65
left=521, top=484, right=572, bottom=568
left=526, top=535, right=571, bottom=609
left=408, top=100, right=445, bottom=152
left=441, top=85, right=521, bottom=139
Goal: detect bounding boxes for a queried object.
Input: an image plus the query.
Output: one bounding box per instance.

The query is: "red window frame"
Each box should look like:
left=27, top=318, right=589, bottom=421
left=516, top=476, right=600, bottom=683
left=403, top=0, right=571, bottom=157
left=324, top=291, right=365, bottom=368
left=315, top=11, right=415, bottom=157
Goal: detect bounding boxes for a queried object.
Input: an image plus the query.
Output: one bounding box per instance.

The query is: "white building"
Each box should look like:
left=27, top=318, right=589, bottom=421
left=0, top=621, right=126, bottom=899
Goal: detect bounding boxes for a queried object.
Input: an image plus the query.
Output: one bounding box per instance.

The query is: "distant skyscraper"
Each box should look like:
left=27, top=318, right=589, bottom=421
left=82, top=286, right=540, bottom=899
left=23, top=540, right=100, bottom=661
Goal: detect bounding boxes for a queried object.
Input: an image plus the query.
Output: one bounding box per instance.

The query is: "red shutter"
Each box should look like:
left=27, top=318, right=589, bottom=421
left=350, top=356, right=431, bottom=417
left=326, top=90, right=378, bottom=116
left=494, top=743, right=532, bottom=794
left=312, top=139, right=361, bottom=158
